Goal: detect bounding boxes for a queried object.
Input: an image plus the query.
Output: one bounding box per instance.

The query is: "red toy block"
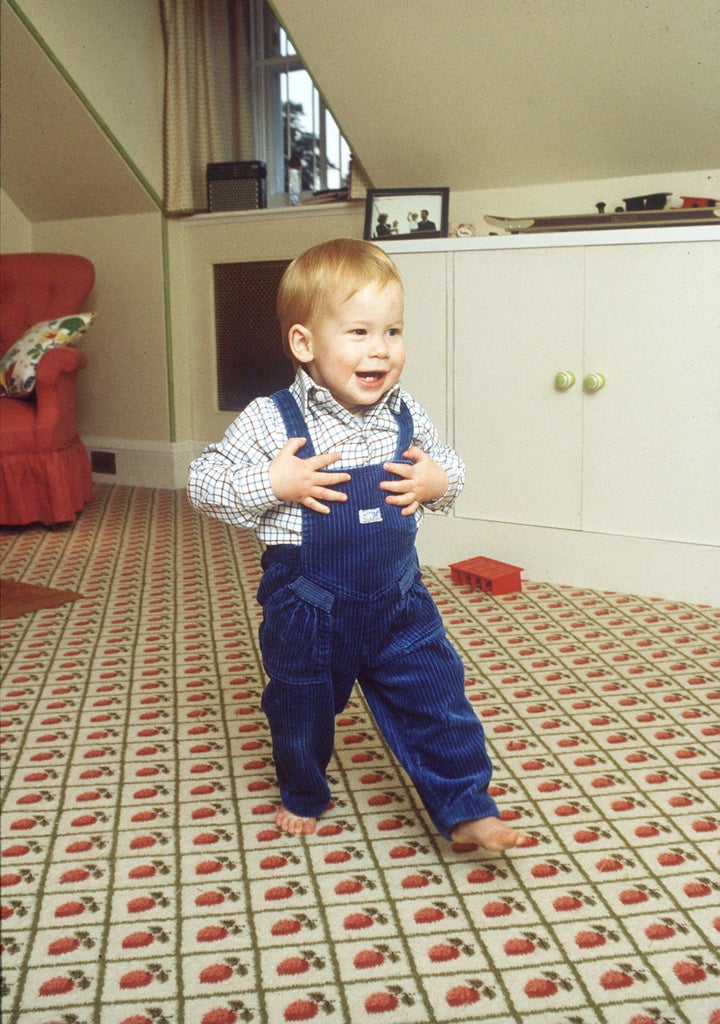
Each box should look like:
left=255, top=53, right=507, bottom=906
left=449, top=556, right=524, bottom=595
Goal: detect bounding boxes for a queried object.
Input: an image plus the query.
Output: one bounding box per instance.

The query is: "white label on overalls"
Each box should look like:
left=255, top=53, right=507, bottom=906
left=358, top=507, right=383, bottom=524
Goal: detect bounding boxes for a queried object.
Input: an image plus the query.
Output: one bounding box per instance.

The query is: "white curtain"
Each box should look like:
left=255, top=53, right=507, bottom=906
left=160, top=0, right=253, bottom=215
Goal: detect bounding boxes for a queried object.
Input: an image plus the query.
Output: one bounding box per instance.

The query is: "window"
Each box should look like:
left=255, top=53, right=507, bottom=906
left=249, top=0, right=353, bottom=204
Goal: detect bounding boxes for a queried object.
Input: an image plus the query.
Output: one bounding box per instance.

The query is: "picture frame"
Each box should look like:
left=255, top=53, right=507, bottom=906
left=364, top=187, right=449, bottom=241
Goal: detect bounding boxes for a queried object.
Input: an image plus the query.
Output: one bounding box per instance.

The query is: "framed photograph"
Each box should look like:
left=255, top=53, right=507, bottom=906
left=364, top=188, right=449, bottom=241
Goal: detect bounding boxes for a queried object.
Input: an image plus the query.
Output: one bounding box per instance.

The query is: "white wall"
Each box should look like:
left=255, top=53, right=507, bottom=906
left=9, top=0, right=164, bottom=196
left=33, top=212, right=169, bottom=444
left=0, top=188, right=31, bottom=252
left=275, top=0, right=720, bottom=192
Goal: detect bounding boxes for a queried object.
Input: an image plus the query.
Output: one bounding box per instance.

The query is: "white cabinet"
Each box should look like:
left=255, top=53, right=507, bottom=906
left=582, top=242, right=719, bottom=545
left=454, top=246, right=585, bottom=530
left=453, top=239, right=720, bottom=547
left=382, top=228, right=720, bottom=604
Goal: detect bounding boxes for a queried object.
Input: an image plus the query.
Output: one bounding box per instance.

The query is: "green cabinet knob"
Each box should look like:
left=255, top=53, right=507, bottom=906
left=583, top=372, right=606, bottom=393
left=554, top=370, right=576, bottom=391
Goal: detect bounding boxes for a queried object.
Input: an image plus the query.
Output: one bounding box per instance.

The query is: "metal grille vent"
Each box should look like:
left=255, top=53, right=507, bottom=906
left=214, top=260, right=293, bottom=411
left=207, top=161, right=267, bottom=211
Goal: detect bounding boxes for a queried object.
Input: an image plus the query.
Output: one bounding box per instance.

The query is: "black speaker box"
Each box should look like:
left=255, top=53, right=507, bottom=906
left=207, top=161, right=267, bottom=212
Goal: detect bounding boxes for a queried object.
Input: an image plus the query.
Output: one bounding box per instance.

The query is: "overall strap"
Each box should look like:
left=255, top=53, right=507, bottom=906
left=270, top=389, right=316, bottom=458
left=394, top=400, right=415, bottom=461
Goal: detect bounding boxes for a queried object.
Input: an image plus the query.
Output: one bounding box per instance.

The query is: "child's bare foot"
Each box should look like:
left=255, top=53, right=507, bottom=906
left=275, top=805, right=317, bottom=836
left=451, top=816, right=533, bottom=851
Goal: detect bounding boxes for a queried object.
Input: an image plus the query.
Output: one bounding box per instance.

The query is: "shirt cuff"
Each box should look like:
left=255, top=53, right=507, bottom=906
left=423, top=462, right=464, bottom=514
left=232, top=462, right=279, bottom=512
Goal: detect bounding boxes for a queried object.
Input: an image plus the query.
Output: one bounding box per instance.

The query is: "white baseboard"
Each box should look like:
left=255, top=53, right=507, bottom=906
left=418, top=513, right=720, bottom=607
left=83, top=436, right=205, bottom=490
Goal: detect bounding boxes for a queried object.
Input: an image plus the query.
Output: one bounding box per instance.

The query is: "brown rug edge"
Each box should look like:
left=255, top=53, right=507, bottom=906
left=0, top=578, right=83, bottom=619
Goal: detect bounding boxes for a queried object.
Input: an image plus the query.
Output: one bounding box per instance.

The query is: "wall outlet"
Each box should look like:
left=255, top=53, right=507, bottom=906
left=90, top=450, right=116, bottom=474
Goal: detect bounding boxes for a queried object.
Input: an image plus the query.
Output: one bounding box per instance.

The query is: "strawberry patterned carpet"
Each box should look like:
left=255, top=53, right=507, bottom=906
left=1, top=484, right=719, bottom=1024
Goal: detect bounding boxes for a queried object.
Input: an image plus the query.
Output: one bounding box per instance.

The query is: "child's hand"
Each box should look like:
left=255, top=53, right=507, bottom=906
left=269, top=437, right=351, bottom=514
left=380, top=446, right=449, bottom=516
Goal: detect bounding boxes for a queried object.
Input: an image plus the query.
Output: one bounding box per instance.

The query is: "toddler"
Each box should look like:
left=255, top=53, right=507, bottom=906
left=188, top=238, right=531, bottom=851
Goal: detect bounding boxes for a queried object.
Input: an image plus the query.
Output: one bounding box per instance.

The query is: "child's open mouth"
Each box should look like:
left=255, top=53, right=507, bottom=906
left=356, top=371, right=384, bottom=382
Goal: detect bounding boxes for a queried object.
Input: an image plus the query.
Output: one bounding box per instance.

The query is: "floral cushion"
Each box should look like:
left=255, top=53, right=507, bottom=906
left=0, top=313, right=94, bottom=397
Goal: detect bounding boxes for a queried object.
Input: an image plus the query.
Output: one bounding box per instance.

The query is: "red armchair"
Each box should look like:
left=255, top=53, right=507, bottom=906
left=0, top=252, right=95, bottom=525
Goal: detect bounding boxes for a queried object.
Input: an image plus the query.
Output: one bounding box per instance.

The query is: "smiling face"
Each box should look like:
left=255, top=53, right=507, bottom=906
left=289, top=279, right=405, bottom=414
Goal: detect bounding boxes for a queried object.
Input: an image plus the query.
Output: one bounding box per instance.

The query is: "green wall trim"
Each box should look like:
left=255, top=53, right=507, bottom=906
left=161, top=216, right=176, bottom=442
left=6, top=0, right=162, bottom=210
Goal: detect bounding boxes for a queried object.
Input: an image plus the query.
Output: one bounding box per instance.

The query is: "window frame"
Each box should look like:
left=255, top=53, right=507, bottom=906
left=248, top=0, right=351, bottom=205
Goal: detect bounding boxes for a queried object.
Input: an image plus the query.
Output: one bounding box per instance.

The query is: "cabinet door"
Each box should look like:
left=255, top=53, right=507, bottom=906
left=583, top=241, right=720, bottom=545
left=391, top=252, right=449, bottom=437
left=453, top=247, right=585, bottom=528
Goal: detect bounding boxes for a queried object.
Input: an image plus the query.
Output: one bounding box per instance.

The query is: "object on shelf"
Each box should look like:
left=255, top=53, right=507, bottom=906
left=679, top=195, right=719, bottom=208
left=364, top=188, right=450, bottom=241
left=287, top=156, right=302, bottom=206
left=348, top=157, right=371, bottom=200
left=449, top=223, right=476, bottom=237
left=304, top=187, right=349, bottom=204
left=449, top=556, right=524, bottom=596
left=206, top=161, right=266, bottom=211
left=623, top=192, right=718, bottom=210
left=623, top=192, right=678, bottom=210
left=484, top=206, right=720, bottom=234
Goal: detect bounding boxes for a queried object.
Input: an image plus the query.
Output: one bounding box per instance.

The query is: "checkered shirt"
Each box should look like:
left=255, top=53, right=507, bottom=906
left=187, top=369, right=464, bottom=545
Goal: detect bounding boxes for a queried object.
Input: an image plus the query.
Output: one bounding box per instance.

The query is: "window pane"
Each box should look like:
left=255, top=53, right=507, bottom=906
left=279, top=25, right=295, bottom=58
left=325, top=113, right=340, bottom=190
left=285, top=68, right=315, bottom=190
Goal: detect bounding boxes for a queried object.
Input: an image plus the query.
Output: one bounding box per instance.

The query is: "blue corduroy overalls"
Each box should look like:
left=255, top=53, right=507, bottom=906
left=258, top=389, right=498, bottom=837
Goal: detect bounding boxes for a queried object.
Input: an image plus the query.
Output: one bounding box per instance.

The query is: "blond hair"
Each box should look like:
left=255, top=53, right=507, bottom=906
left=277, top=238, right=402, bottom=366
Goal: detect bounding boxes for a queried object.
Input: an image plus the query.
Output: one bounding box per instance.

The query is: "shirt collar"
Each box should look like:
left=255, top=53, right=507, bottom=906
left=292, top=368, right=403, bottom=420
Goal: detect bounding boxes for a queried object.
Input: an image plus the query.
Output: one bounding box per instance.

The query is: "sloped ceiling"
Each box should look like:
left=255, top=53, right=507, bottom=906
left=274, top=0, right=720, bottom=190
left=0, top=1, right=156, bottom=221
